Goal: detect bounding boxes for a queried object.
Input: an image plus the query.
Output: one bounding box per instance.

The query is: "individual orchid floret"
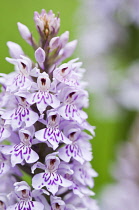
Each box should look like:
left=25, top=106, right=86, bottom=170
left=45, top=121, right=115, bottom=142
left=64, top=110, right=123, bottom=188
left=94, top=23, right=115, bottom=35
left=35, top=110, right=71, bottom=150
left=17, top=22, right=33, bottom=45
left=7, top=181, right=44, bottom=210
left=34, top=9, right=60, bottom=38
left=58, top=127, right=92, bottom=164
left=26, top=72, right=60, bottom=114
left=50, top=196, right=76, bottom=210
left=32, top=153, right=72, bottom=195
left=2, top=96, right=39, bottom=130
left=5, top=56, right=33, bottom=92
left=57, top=87, right=88, bottom=123
left=2, top=129, right=39, bottom=167
left=73, top=161, right=98, bottom=188
left=7, top=41, right=24, bottom=59
left=53, top=63, right=79, bottom=87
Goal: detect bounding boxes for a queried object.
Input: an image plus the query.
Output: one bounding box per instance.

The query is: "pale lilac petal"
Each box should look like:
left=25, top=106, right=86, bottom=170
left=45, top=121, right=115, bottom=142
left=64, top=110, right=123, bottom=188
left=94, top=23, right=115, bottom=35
left=2, top=109, right=13, bottom=120
left=7, top=204, right=16, bottom=210
left=7, top=41, right=24, bottom=59
left=26, top=93, right=39, bottom=105
left=35, top=128, right=71, bottom=150
left=11, top=114, right=22, bottom=130
left=66, top=204, right=76, bottom=210
left=35, top=47, right=46, bottom=64
left=58, top=146, right=71, bottom=163
left=58, top=105, right=83, bottom=123
left=49, top=37, right=59, bottom=51
left=24, top=148, right=39, bottom=163
left=63, top=40, right=77, bottom=58
left=31, top=162, right=46, bottom=174
left=56, top=175, right=72, bottom=188
left=36, top=98, right=48, bottom=114
left=57, top=40, right=77, bottom=64
left=47, top=184, right=59, bottom=196
left=58, top=144, right=84, bottom=164
left=25, top=110, right=39, bottom=127
left=0, top=126, right=11, bottom=142
left=11, top=151, right=24, bottom=167
left=5, top=57, right=17, bottom=65
left=60, top=31, right=69, bottom=48
left=35, top=128, right=47, bottom=142
left=0, top=161, right=10, bottom=176
left=32, top=201, right=44, bottom=210
left=49, top=93, right=60, bottom=108
left=32, top=173, right=45, bottom=189
left=2, top=145, right=14, bottom=155
left=17, top=22, right=32, bottom=45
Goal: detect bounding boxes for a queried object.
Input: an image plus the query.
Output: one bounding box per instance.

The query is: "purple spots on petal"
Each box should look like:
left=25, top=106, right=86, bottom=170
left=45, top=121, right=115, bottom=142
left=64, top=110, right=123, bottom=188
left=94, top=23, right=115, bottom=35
left=66, top=146, right=70, bottom=157
left=26, top=109, right=29, bottom=115
left=43, top=129, right=48, bottom=140
left=0, top=127, right=4, bottom=139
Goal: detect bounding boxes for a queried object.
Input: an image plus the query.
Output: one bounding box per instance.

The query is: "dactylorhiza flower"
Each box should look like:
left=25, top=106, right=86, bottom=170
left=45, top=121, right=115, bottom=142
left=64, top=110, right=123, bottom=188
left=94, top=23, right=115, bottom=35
left=0, top=9, right=99, bottom=210
left=100, top=141, right=139, bottom=210
left=77, top=0, right=139, bottom=119
left=100, top=113, right=139, bottom=210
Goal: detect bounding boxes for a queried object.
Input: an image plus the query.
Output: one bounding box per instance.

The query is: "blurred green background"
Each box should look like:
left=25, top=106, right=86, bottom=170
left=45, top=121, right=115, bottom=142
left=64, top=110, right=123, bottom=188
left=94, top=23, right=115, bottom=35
left=0, top=0, right=131, bottom=197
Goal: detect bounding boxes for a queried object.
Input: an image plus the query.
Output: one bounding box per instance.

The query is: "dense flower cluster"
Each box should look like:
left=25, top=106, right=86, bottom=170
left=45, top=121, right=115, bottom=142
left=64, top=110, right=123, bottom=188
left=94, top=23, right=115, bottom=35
left=0, top=9, right=99, bottom=210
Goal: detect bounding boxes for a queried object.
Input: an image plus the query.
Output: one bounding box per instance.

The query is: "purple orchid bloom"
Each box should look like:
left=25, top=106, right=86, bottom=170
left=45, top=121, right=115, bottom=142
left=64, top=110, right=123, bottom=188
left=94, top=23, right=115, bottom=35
left=32, top=153, right=72, bottom=195
left=7, top=181, right=44, bottom=210
left=27, top=72, right=60, bottom=114
left=0, top=9, right=98, bottom=210
left=35, top=110, right=71, bottom=149
left=2, top=129, right=39, bottom=167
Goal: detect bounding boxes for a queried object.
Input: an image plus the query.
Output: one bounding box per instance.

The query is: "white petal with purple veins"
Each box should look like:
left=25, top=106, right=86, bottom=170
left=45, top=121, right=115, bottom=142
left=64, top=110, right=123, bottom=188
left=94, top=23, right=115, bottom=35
left=35, top=128, right=71, bottom=150
left=0, top=126, right=11, bottom=142
left=58, top=144, right=84, bottom=164
left=7, top=201, right=44, bottom=210
left=32, top=172, right=46, bottom=189
left=58, top=104, right=83, bottom=123
left=24, top=148, right=39, bottom=163
left=27, top=91, right=59, bottom=112
left=24, top=109, right=39, bottom=127
left=32, top=172, right=72, bottom=195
